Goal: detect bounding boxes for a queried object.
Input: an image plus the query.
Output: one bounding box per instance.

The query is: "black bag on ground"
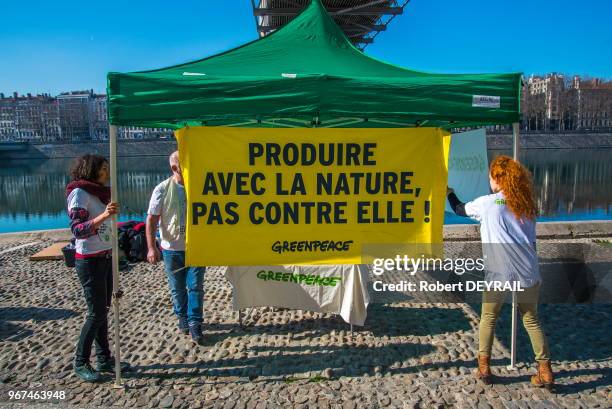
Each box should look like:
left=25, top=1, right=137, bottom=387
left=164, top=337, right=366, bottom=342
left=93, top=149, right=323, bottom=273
left=117, top=221, right=148, bottom=263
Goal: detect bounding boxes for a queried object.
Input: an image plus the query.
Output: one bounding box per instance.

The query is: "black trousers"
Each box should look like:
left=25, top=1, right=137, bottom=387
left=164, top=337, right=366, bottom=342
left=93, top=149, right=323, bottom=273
left=74, top=256, right=113, bottom=366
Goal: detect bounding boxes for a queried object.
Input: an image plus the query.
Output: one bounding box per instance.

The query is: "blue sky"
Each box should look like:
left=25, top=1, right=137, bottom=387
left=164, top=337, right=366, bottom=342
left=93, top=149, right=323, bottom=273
left=1, top=0, right=610, bottom=95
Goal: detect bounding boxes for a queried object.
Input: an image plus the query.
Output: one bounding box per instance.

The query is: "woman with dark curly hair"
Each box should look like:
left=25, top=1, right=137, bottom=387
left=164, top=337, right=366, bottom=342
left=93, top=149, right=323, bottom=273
left=66, top=154, right=129, bottom=382
left=447, top=155, right=553, bottom=390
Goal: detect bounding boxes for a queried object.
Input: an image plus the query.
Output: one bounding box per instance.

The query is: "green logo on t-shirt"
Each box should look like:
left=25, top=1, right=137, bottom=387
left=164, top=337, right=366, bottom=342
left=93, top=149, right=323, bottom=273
left=257, top=270, right=342, bottom=287
left=495, top=199, right=506, bottom=205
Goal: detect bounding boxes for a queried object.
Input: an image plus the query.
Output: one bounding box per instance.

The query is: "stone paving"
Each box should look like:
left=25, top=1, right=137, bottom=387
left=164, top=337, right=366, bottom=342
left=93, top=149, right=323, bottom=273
left=0, top=236, right=610, bottom=408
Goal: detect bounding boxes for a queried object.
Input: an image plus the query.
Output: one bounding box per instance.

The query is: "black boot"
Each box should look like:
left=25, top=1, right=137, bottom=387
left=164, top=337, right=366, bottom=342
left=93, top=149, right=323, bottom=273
left=189, top=322, right=204, bottom=346
left=178, top=316, right=189, bottom=335
left=74, top=362, right=101, bottom=383
left=96, top=356, right=131, bottom=374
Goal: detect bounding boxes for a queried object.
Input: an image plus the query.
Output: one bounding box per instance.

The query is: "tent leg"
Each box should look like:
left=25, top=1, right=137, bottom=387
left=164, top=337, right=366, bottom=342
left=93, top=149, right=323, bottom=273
left=512, top=122, right=520, bottom=161
left=508, top=291, right=518, bottom=370
left=508, top=122, right=520, bottom=370
left=109, top=125, right=123, bottom=387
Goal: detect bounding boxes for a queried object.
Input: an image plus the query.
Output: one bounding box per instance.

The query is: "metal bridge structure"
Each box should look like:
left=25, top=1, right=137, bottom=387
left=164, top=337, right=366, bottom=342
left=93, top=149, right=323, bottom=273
left=251, top=0, right=411, bottom=50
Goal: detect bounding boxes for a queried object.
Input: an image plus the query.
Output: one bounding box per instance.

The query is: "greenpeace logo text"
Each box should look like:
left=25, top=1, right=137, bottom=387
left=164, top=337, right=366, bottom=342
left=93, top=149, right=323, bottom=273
left=272, top=240, right=354, bottom=254
left=257, top=270, right=342, bottom=287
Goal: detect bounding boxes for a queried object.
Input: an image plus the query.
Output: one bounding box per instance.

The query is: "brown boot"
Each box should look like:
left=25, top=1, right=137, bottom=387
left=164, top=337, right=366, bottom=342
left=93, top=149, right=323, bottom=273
left=531, top=360, right=554, bottom=391
left=475, top=354, right=493, bottom=385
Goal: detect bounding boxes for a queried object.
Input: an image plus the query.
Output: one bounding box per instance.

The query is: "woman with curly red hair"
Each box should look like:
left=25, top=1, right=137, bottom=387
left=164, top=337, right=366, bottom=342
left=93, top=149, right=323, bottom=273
left=447, top=155, right=554, bottom=390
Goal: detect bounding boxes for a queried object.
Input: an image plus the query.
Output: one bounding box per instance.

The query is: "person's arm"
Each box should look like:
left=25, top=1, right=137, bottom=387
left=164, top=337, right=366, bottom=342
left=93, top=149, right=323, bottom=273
left=146, top=214, right=161, bottom=264
left=145, top=184, right=164, bottom=264
left=446, top=188, right=468, bottom=217
left=69, top=208, right=96, bottom=239
left=68, top=203, right=118, bottom=238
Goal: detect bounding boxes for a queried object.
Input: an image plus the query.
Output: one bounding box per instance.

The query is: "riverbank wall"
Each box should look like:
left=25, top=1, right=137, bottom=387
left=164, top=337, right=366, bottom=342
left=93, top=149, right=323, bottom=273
left=2, top=138, right=178, bottom=160
left=2, top=220, right=610, bottom=244
left=486, top=132, right=612, bottom=150
left=2, top=132, right=611, bottom=160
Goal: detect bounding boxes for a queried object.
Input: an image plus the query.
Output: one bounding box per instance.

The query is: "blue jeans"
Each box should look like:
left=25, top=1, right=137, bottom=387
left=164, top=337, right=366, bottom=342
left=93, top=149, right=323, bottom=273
left=162, top=250, right=205, bottom=324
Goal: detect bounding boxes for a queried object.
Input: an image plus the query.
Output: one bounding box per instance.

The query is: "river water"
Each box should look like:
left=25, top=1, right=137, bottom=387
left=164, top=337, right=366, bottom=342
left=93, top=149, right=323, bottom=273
left=0, top=149, right=610, bottom=233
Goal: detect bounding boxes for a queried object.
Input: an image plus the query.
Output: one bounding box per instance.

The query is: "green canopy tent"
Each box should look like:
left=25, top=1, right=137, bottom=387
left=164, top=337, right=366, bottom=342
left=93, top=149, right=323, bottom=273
left=105, top=0, right=523, bottom=386
left=107, top=0, right=521, bottom=129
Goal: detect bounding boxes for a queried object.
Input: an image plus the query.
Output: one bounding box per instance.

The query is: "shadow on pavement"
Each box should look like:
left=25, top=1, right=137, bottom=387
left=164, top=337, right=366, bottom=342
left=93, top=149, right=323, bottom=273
left=491, top=303, right=612, bottom=362
left=0, top=306, right=78, bottom=341
left=126, top=341, right=437, bottom=381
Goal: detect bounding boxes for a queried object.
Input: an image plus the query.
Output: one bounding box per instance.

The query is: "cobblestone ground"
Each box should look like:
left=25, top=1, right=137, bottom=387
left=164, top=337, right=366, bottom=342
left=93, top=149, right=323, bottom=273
left=0, top=237, right=610, bottom=409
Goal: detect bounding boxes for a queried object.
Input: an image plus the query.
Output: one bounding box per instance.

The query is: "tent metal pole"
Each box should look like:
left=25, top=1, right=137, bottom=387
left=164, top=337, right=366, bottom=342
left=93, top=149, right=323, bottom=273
left=508, top=122, right=520, bottom=370
left=512, top=122, right=520, bottom=161
left=109, top=124, right=123, bottom=387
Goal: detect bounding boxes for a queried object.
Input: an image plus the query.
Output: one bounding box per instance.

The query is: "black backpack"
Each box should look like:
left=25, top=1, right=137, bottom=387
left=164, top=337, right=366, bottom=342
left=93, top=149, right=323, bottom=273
left=117, top=221, right=148, bottom=262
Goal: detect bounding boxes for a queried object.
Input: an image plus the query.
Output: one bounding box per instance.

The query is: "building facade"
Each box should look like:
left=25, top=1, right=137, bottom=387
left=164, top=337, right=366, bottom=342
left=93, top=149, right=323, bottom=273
left=0, top=94, right=17, bottom=141
left=522, top=74, right=612, bottom=132
left=0, top=91, right=173, bottom=142
left=573, top=77, right=612, bottom=130
left=56, top=91, right=95, bottom=141
left=91, top=94, right=110, bottom=140
left=0, top=92, right=61, bottom=141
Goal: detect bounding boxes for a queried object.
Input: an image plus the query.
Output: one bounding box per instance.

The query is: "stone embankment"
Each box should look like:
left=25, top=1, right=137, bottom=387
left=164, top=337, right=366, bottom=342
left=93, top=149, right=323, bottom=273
left=2, top=132, right=611, bottom=160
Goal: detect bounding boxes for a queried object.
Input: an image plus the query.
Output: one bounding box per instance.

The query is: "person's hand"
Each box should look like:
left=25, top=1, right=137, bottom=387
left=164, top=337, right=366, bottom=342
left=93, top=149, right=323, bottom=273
left=446, top=187, right=454, bottom=195
left=147, top=247, right=161, bottom=264
left=103, top=202, right=120, bottom=218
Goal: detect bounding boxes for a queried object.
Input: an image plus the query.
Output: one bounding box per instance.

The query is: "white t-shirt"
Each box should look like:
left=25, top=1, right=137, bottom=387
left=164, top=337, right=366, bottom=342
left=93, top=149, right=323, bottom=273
left=464, top=191, right=541, bottom=287
left=147, top=179, right=186, bottom=251
left=67, top=188, right=112, bottom=255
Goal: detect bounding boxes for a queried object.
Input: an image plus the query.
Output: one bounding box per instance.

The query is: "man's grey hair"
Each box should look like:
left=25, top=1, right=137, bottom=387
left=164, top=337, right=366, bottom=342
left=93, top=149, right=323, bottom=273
left=169, top=151, right=180, bottom=169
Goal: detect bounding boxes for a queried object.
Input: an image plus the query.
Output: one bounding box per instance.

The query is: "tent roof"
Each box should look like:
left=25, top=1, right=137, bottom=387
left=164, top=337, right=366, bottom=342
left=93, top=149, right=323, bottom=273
left=107, top=0, right=521, bottom=129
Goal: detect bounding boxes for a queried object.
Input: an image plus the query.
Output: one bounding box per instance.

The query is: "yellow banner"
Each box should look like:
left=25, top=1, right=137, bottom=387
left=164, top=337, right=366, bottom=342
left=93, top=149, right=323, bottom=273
left=176, top=127, right=450, bottom=266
